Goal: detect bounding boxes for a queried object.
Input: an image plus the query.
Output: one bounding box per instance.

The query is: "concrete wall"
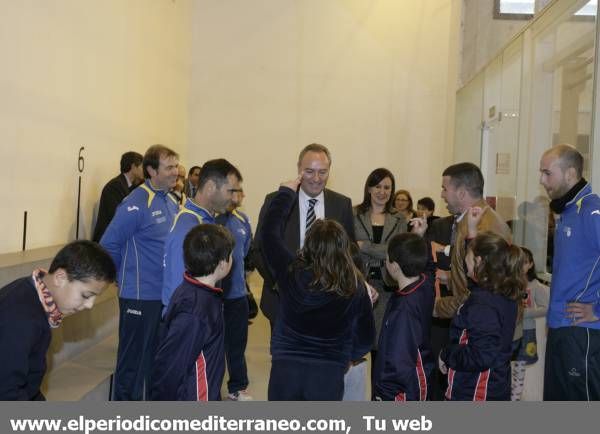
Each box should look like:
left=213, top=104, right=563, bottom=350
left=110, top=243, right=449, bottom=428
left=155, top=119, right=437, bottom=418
left=0, top=0, right=191, bottom=254
left=1, top=0, right=462, bottom=252
left=186, top=0, right=462, bottom=222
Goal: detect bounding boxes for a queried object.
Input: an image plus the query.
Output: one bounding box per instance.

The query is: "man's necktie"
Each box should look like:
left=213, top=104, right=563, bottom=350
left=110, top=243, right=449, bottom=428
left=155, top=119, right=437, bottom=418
left=450, top=215, right=458, bottom=245
left=306, top=198, right=318, bottom=231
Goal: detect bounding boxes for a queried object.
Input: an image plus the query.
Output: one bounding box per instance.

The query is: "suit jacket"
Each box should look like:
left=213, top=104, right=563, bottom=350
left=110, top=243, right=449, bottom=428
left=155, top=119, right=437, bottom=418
left=183, top=181, right=196, bottom=199
left=353, top=208, right=406, bottom=279
left=427, top=215, right=454, bottom=272
left=93, top=173, right=131, bottom=242
left=434, top=199, right=512, bottom=319
left=254, top=188, right=355, bottom=323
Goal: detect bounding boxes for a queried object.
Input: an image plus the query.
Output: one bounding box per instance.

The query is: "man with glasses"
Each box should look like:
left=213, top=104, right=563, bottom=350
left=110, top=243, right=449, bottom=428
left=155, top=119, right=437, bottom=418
left=216, top=186, right=255, bottom=401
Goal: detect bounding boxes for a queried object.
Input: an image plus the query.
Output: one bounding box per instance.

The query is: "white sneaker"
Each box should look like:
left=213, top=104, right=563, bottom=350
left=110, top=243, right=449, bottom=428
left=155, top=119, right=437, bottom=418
left=227, top=390, right=253, bottom=401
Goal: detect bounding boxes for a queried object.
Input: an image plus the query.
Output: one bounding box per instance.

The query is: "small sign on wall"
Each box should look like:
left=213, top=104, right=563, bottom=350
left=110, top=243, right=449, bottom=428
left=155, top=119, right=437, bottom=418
left=496, top=152, right=510, bottom=175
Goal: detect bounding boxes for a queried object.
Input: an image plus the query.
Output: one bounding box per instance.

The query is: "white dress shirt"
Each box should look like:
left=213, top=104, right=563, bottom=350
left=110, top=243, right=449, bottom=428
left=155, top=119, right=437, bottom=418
left=298, top=188, right=325, bottom=248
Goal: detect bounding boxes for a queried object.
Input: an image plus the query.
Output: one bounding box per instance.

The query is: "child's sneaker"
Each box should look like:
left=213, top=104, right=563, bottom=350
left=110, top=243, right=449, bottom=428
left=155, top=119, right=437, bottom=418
left=227, top=390, right=253, bottom=401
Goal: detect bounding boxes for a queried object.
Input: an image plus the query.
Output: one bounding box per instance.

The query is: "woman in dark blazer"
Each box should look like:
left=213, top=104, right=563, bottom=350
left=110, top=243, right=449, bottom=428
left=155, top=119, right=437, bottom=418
left=353, top=168, right=406, bottom=393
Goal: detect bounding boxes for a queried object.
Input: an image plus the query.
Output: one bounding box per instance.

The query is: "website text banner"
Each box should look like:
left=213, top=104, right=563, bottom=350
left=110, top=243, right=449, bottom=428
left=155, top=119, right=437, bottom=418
left=0, top=402, right=591, bottom=434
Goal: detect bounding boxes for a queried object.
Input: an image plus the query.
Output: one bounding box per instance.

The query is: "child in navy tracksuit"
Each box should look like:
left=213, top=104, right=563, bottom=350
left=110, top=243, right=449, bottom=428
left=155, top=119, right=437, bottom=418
left=263, top=180, right=375, bottom=401
left=0, top=241, right=115, bottom=400
left=439, top=218, right=525, bottom=401
left=152, top=224, right=234, bottom=401
left=373, top=231, right=435, bottom=401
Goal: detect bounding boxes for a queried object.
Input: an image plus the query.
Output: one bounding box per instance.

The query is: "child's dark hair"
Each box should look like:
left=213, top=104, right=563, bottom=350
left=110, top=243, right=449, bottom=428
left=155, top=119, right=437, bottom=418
left=387, top=233, right=428, bottom=277
left=183, top=224, right=234, bottom=277
left=299, top=219, right=360, bottom=297
left=49, top=241, right=116, bottom=283
left=417, top=197, right=435, bottom=212
left=521, top=246, right=537, bottom=282
left=469, top=231, right=526, bottom=300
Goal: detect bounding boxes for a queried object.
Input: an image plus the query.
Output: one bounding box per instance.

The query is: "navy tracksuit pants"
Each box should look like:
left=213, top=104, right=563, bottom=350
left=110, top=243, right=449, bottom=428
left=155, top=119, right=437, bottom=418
left=544, top=326, right=600, bottom=401
left=224, top=296, right=250, bottom=394
left=268, top=359, right=345, bottom=401
left=112, top=298, right=162, bottom=401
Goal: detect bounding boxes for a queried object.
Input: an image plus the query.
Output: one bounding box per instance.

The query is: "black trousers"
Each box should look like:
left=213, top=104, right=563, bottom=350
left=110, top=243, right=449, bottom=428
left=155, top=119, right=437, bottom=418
left=544, top=326, right=600, bottom=401
left=429, top=317, right=451, bottom=401
left=112, top=298, right=162, bottom=401
left=268, top=359, right=345, bottom=401
left=224, top=296, right=250, bottom=394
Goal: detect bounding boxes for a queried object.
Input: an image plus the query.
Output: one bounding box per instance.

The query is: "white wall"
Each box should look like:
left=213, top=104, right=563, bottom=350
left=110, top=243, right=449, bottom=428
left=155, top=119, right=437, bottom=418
left=0, top=0, right=461, bottom=254
left=187, top=0, right=461, bottom=223
left=0, top=0, right=191, bottom=254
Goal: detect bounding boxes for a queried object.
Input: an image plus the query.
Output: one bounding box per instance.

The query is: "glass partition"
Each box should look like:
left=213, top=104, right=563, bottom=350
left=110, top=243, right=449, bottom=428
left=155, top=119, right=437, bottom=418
left=455, top=0, right=598, bottom=274
left=524, top=0, right=596, bottom=272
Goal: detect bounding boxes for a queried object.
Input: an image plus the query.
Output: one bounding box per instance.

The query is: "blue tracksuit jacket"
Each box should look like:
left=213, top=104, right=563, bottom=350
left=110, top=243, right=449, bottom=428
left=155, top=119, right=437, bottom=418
left=101, top=180, right=179, bottom=300
left=151, top=274, right=225, bottom=401
left=441, top=284, right=517, bottom=401
left=548, top=183, right=600, bottom=328
left=216, top=210, right=252, bottom=300
left=162, top=198, right=215, bottom=310
left=373, top=273, right=435, bottom=401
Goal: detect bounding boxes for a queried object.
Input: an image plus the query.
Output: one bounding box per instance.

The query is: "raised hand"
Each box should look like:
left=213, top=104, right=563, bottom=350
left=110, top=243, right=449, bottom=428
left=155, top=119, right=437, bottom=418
left=409, top=217, right=428, bottom=237
left=280, top=175, right=302, bottom=192
left=466, top=206, right=487, bottom=238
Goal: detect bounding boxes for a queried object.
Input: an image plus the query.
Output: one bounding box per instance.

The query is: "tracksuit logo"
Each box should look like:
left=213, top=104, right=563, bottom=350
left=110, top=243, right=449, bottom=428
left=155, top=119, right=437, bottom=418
left=568, top=367, right=581, bottom=377
left=126, top=308, right=142, bottom=316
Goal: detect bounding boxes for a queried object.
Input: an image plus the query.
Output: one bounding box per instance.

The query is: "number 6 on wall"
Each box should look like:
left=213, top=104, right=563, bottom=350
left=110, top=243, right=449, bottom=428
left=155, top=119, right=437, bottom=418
left=78, top=146, right=85, bottom=173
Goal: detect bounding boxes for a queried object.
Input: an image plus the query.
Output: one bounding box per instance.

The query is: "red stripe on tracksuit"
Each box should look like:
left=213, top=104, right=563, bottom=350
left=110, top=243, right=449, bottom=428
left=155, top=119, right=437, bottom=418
left=195, top=352, right=208, bottom=401
left=395, top=392, right=406, bottom=402
left=473, top=369, right=490, bottom=401
left=445, top=329, right=468, bottom=400
left=416, top=349, right=427, bottom=401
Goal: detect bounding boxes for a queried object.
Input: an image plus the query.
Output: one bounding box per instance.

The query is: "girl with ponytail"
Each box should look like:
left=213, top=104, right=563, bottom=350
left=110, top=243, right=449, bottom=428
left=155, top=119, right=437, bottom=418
left=439, top=207, right=527, bottom=401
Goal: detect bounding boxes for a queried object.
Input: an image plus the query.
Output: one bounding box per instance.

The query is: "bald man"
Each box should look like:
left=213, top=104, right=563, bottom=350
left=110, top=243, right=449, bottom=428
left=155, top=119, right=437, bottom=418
left=539, top=144, right=600, bottom=401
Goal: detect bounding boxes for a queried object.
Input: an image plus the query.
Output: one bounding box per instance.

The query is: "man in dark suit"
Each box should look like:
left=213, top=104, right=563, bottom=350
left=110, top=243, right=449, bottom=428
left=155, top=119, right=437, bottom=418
left=184, top=165, right=202, bottom=198
left=93, top=151, right=144, bottom=242
left=426, top=215, right=453, bottom=400
left=254, top=143, right=355, bottom=332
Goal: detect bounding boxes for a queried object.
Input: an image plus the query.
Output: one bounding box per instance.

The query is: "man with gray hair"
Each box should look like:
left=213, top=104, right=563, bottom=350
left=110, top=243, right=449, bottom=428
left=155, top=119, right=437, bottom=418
left=539, top=144, right=600, bottom=401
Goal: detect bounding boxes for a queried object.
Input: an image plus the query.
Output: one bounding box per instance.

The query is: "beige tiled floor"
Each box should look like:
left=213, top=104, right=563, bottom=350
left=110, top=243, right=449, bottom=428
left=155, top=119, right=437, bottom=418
left=43, top=273, right=275, bottom=401
left=43, top=276, right=546, bottom=401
